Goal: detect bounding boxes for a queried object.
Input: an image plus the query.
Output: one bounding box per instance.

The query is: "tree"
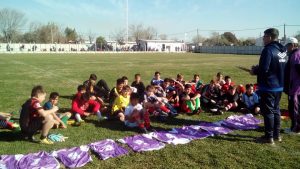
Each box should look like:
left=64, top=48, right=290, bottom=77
left=222, top=32, right=238, bottom=45
left=0, top=8, right=27, bottom=43
left=113, top=29, right=126, bottom=45
left=96, top=36, right=107, bottom=50
left=240, top=38, right=256, bottom=46
left=64, top=27, right=78, bottom=43
left=192, top=34, right=205, bottom=44
left=87, top=30, right=95, bottom=44
left=143, top=26, right=157, bottom=40
left=22, top=22, right=65, bottom=44
left=129, top=24, right=157, bottom=41
left=203, top=32, right=232, bottom=46
left=159, top=34, right=168, bottom=40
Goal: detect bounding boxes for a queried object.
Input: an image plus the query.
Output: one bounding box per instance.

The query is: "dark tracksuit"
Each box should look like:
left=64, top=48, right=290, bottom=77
left=257, top=41, right=287, bottom=139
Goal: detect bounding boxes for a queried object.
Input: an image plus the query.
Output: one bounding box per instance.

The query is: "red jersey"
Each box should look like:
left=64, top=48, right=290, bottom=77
left=29, top=98, right=43, bottom=119
left=71, top=93, right=100, bottom=115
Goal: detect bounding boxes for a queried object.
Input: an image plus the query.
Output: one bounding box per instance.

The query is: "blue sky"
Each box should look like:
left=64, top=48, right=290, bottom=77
left=1, top=0, right=299, bottom=41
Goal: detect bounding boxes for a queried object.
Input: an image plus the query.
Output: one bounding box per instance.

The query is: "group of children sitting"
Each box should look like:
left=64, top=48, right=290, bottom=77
left=14, top=71, right=260, bottom=144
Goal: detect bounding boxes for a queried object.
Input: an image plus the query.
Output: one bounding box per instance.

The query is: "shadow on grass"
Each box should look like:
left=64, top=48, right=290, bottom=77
left=85, top=118, right=168, bottom=133
left=60, top=95, right=74, bottom=100
left=0, top=131, right=23, bottom=142
left=83, top=114, right=203, bottom=134
left=58, top=107, right=72, bottom=113
left=211, top=133, right=257, bottom=142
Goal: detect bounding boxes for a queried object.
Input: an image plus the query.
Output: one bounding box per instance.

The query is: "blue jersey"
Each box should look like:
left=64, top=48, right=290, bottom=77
left=43, top=101, right=53, bottom=110
left=242, top=92, right=259, bottom=109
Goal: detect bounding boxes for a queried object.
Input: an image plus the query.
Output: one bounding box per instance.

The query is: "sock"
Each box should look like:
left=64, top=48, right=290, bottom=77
left=75, top=113, right=83, bottom=122
left=61, top=116, right=69, bottom=125
left=40, top=135, right=47, bottom=140
left=96, top=111, right=102, bottom=120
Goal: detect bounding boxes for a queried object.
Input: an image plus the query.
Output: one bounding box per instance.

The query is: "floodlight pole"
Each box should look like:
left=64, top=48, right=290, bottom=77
left=283, top=23, right=286, bottom=42
left=126, top=0, right=129, bottom=44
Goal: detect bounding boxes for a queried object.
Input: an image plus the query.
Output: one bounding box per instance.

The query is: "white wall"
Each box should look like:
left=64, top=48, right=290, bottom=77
left=144, top=42, right=185, bottom=52
left=0, top=43, right=89, bottom=53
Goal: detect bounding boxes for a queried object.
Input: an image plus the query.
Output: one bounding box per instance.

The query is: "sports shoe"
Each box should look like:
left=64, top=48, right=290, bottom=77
left=274, top=136, right=282, bottom=142
left=255, top=136, right=275, bottom=145
left=40, top=138, right=54, bottom=145
left=215, top=110, right=224, bottom=115
left=98, top=116, right=108, bottom=121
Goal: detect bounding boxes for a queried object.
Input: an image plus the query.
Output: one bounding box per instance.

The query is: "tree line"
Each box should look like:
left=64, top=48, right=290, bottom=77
left=1, top=8, right=299, bottom=46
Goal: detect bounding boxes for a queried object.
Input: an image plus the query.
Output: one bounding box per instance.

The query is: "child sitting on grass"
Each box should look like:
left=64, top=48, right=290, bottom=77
left=179, top=84, right=202, bottom=114
left=109, top=78, right=125, bottom=106
left=131, top=73, right=146, bottom=103
left=221, top=76, right=235, bottom=95
left=125, top=93, right=151, bottom=133
left=71, top=92, right=103, bottom=123
left=144, top=85, right=173, bottom=116
left=43, top=92, right=71, bottom=129
left=0, top=112, right=19, bottom=130
left=111, top=85, right=131, bottom=122
left=190, top=74, right=204, bottom=92
left=151, top=71, right=164, bottom=86
left=221, top=85, right=239, bottom=113
left=241, top=84, right=260, bottom=115
left=19, top=85, right=58, bottom=144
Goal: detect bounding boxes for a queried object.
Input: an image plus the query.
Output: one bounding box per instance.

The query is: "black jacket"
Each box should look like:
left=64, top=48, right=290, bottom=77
left=257, top=41, right=287, bottom=92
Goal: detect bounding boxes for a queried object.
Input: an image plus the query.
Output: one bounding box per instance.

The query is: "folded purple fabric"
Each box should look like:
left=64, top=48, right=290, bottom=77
left=189, top=121, right=233, bottom=135
left=89, top=139, right=129, bottom=160
left=149, top=131, right=191, bottom=145
left=18, top=151, right=59, bottom=169
left=0, top=154, right=23, bottom=169
left=221, top=114, right=263, bottom=130
left=170, top=126, right=213, bottom=140
left=51, top=145, right=92, bottom=168
left=118, top=134, right=165, bottom=152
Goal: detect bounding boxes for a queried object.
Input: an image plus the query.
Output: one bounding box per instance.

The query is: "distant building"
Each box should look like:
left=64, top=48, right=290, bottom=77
left=136, top=40, right=186, bottom=52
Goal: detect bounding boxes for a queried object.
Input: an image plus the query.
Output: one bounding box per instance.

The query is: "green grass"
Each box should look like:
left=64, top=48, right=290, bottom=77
left=0, top=53, right=299, bottom=169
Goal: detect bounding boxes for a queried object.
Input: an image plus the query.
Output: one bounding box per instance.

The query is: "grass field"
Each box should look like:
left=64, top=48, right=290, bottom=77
left=0, top=53, right=299, bottom=169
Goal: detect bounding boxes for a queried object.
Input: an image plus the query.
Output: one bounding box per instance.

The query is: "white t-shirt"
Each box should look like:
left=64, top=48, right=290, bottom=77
left=124, top=103, right=143, bottom=117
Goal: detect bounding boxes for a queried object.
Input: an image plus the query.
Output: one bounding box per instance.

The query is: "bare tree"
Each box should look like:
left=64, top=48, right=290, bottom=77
left=0, top=8, right=27, bottom=43
left=113, top=29, right=126, bottom=45
left=144, top=26, right=157, bottom=40
left=159, top=34, right=168, bottom=40
left=129, top=24, right=144, bottom=41
left=87, top=30, right=95, bottom=44
left=129, top=24, right=157, bottom=41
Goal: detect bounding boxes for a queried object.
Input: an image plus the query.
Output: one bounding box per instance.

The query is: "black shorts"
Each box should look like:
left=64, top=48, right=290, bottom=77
left=27, top=117, right=44, bottom=136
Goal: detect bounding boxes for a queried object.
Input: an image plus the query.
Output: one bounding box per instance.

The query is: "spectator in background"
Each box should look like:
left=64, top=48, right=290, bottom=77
left=284, top=37, right=300, bottom=133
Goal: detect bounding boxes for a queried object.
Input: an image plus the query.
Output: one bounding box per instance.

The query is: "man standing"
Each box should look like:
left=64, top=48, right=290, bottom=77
left=252, top=28, right=287, bottom=144
left=284, top=37, right=300, bottom=133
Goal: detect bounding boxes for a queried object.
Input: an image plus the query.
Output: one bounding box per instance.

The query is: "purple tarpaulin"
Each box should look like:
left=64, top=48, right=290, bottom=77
left=0, top=154, right=23, bottom=169
left=149, top=131, right=191, bottom=145
left=118, top=134, right=165, bottom=152
left=221, top=114, right=263, bottom=130
left=89, top=139, right=129, bottom=160
left=170, top=126, right=213, bottom=140
left=51, top=145, right=92, bottom=168
left=189, top=121, right=233, bottom=135
left=18, top=151, right=60, bottom=169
